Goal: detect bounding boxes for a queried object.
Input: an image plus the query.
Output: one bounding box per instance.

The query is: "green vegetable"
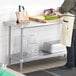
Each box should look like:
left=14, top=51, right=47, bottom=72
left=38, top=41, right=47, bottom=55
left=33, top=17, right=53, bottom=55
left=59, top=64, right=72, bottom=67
left=44, top=15, right=59, bottom=20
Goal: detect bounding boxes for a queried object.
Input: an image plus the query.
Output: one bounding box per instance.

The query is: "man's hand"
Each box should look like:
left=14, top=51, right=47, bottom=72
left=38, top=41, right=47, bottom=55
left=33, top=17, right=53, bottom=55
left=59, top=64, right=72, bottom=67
left=54, top=7, right=63, bottom=17
left=55, top=7, right=60, bottom=12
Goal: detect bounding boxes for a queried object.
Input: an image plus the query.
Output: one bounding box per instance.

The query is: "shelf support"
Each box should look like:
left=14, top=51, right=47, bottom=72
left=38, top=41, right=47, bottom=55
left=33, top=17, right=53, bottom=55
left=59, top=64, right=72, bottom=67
left=8, top=26, right=11, bottom=65
left=20, top=28, right=23, bottom=72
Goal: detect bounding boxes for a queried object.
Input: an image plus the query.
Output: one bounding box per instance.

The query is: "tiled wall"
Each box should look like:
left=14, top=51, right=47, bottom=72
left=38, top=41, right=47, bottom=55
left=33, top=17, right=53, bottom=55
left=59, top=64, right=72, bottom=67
left=0, top=0, right=64, bottom=64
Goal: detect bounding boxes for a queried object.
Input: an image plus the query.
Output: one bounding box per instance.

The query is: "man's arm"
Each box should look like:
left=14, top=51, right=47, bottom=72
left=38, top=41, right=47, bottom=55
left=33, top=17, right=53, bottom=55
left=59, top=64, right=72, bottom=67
left=59, top=0, right=75, bottom=14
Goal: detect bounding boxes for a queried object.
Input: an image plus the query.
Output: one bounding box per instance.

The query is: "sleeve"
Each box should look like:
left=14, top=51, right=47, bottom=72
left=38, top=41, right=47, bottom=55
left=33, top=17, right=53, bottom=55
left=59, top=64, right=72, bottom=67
left=59, top=0, right=75, bottom=14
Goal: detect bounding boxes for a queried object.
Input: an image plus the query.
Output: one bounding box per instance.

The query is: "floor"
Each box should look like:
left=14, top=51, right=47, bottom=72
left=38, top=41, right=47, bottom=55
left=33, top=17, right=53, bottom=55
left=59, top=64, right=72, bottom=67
left=8, top=56, right=66, bottom=74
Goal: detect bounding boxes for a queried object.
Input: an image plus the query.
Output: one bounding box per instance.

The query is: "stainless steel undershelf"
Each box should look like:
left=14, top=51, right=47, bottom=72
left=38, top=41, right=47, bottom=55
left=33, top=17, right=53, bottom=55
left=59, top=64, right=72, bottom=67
left=11, top=50, right=65, bottom=65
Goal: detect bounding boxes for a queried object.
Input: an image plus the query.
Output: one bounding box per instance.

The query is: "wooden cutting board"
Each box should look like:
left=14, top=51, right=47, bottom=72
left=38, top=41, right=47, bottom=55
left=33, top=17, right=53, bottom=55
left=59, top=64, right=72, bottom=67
left=29, top=15, right=62, bottom=23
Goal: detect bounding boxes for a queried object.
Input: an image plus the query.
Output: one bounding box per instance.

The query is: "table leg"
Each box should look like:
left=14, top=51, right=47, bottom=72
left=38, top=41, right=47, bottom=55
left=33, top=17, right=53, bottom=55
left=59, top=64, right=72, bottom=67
left=8, top=26, right=11, bottom=65
left=20, top=28, right=23, bottom=72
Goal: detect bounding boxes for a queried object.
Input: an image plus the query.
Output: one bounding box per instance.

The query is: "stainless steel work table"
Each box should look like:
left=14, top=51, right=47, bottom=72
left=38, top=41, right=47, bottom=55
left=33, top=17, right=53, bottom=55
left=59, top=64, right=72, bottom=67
left=4, top=20, right=65, bottom=72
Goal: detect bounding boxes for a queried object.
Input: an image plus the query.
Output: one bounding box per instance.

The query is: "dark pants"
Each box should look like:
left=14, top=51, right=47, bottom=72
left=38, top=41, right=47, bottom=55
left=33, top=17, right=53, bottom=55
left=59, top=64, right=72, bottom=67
left=66, top=29, right=76, bottom=67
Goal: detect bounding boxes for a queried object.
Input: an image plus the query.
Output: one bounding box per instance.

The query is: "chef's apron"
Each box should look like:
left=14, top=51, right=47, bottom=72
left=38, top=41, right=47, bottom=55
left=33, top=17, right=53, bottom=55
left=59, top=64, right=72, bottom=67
left=60, top=12, right=75, bottom=47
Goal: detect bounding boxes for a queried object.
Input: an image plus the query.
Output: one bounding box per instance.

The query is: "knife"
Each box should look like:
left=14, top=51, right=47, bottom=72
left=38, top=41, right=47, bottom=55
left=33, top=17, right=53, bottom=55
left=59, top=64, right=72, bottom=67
left=19, top=5, right=21, bottom=12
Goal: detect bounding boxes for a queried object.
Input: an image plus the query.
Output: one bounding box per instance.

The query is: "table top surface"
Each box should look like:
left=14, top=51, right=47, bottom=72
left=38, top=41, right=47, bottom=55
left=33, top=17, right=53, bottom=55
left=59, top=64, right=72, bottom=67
left=3, top=20, right=61, bottom=29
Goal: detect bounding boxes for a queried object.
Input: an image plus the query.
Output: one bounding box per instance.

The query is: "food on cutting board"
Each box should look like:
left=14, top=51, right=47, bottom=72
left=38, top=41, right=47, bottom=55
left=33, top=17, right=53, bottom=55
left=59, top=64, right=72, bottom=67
left=43, top=8, right=55, bottom=15
left=43, top=8, right=61, bottom=20
left=44, top=14, right=59, bottom=20
left=29, top=8, right=63, bottom=23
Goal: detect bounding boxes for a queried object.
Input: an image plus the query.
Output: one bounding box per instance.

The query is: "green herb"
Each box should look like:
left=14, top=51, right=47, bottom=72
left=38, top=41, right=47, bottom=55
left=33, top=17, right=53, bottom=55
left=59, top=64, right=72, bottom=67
left=44, top=15, right=59, bottom=20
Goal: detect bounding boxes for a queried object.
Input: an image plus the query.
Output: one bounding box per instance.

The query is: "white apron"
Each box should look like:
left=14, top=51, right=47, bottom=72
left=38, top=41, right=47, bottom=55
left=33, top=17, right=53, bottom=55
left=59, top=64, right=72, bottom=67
left=60, top=12, right=75, bottom=47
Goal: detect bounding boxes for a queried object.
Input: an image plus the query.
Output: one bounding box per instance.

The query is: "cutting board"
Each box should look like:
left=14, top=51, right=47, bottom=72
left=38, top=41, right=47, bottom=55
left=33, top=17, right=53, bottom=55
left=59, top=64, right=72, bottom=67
left=29, top=15, right=62, bottom=23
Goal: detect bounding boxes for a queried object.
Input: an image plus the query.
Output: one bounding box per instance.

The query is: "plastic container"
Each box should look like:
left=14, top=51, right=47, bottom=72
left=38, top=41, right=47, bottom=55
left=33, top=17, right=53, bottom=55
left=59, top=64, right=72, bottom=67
left=0, top=64, right=16, bottom=76
left=26, top=34, right=39, bottom=56
left=0, top=64, right=6, bottom=75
